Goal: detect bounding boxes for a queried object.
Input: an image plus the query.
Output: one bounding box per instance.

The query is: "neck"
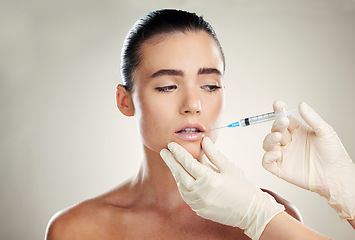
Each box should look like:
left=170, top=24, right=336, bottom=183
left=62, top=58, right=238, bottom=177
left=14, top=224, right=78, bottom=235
left=132, top=145, right=187, bottom=211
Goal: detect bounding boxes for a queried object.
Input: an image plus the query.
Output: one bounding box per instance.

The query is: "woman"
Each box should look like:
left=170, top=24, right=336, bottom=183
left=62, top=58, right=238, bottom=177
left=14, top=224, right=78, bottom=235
left=45, top=9, right=311, bottom=240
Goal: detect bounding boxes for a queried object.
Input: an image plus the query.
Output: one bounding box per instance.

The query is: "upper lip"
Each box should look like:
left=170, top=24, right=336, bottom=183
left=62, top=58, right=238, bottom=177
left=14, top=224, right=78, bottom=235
left=175, top=123, right=205, bottom=133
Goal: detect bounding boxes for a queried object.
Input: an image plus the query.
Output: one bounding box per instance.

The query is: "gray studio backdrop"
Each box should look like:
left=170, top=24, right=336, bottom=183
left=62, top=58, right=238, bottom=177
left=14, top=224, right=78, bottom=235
left=1, top=0, right=354, bottom=239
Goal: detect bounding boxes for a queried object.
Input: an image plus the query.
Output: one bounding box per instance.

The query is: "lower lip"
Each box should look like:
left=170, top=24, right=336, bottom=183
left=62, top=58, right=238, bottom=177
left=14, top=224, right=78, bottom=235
left=174, top=132, right=205, bottom=141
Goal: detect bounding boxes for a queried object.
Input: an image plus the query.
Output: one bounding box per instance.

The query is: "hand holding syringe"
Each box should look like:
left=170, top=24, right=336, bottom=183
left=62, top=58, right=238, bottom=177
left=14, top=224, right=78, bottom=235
left=213, top=108, right=299, bottom=130
left=211, top=102, right=355, bottom=225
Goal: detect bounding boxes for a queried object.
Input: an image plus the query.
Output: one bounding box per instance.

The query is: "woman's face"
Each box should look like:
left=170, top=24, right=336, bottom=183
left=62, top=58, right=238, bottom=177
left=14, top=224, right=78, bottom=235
left=131, top=31, right=225, bottom=160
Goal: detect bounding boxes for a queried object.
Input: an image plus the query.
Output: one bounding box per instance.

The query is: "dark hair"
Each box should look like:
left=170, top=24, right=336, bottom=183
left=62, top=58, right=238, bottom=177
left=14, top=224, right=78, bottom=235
left=120, top=9, right=225, bottom=91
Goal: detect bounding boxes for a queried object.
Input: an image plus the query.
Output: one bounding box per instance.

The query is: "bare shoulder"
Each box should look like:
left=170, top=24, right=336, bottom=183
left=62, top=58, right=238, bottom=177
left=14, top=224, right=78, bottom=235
left=261, top=188, right=303, bottom=222
left=45, top=199, right=110, bottom=239
left=45, top=183, right=134, bottom=240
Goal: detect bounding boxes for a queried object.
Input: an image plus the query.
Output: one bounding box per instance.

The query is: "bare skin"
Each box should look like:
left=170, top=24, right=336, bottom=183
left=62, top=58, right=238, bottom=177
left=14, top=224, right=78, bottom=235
left=46, top=161, right=301, bottom=240
left=348, top=218, right=355, bottom=229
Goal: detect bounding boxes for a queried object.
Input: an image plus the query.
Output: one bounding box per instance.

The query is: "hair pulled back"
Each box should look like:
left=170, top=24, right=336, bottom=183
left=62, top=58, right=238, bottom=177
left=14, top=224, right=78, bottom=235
left=120, top=9, right=225, bottom=91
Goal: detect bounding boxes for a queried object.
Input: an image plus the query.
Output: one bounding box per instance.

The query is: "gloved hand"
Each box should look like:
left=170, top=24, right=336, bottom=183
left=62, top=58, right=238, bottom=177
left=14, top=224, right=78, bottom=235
left=160, top=137, right=285, bottom=240
left=263, top=101, right=355, bottom=221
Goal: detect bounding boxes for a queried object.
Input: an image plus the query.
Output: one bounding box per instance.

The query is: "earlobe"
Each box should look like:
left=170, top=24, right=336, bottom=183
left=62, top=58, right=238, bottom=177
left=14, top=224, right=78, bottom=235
left=116, top=84, right=135, bottom=116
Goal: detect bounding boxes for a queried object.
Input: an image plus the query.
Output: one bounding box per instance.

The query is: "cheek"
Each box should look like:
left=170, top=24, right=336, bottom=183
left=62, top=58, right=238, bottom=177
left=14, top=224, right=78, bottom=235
left=203, top=93, right=224, bottom=141
left=204, top=93, right=224, bottom=123
left=141, top=104, right=171, bottom=131
left=135, top=94, right=176, bottom=150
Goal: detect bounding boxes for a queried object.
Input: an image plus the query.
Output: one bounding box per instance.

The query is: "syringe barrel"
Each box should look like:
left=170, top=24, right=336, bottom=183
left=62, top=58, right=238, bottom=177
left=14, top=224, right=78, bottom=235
left=239, top=112, right=276, bottom=127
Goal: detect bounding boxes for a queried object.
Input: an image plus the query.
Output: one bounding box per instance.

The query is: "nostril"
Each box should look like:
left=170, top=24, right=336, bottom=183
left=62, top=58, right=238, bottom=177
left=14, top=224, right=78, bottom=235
left=184, top=109, right=200, bottom=114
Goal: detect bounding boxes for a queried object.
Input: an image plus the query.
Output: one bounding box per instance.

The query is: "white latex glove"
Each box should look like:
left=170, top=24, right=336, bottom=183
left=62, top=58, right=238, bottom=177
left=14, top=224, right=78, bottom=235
left=160, top=137, right=285, bottom=240
left=263, top=101, right=355, bottom=221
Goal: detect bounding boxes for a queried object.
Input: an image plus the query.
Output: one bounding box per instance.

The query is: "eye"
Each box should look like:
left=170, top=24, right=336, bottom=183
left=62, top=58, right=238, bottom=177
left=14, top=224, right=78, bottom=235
left=201, top=85, right=222, bottom=92
left=155, top=85, right=177, bottom=92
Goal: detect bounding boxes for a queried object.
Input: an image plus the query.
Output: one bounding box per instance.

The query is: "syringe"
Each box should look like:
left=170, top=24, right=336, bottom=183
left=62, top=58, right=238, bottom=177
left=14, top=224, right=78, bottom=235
left=213, top=109, right=298, bottom=130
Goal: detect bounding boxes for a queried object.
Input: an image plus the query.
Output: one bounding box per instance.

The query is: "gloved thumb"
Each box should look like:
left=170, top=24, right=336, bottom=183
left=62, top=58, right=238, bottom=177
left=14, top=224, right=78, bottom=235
left=262, top=150, right=282, bottom=176
left=298, top=102, right=334, bottom=136
left=202, top=137, right=232, bottom=174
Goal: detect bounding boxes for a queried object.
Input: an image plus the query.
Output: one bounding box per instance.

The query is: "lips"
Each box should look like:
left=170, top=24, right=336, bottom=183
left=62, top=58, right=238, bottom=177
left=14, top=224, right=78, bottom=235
left=175, top=123, right=205, bottom=141
left=177, top=128, right=201, bottom=133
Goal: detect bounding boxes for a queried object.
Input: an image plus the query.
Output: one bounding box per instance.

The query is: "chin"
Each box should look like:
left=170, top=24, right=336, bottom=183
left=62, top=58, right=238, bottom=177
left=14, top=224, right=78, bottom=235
left=177, top=141, right=203, bottom=160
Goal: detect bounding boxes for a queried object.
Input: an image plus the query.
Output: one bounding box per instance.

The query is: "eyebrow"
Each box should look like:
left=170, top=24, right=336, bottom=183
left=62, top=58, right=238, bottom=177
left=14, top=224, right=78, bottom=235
left=151, top=69, right=184, bottom=78
left=198, top=67, right=222, bottom=76
left=150, top=68, right=222, bottom=78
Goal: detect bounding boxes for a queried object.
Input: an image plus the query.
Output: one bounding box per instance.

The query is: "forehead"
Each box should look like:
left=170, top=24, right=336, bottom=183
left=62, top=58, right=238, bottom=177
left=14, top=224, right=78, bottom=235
left=136, top=31, right=224, bottom=77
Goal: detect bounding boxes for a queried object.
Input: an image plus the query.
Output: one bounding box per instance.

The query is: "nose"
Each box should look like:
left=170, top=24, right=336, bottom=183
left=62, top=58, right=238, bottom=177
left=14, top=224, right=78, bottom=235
left=180, top=88, right=201, bottom=115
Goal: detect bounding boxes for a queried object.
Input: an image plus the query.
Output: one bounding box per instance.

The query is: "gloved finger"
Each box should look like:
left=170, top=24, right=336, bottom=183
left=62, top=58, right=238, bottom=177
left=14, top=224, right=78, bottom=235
left=179, top=175, right=208, bottom=203
left=273, top=100, right=287, bottom=113
left=271, top=117, right=291, bottom=146
left=298, top=102, right=334, bottom=136
left=271, top=117, right=289, bottom=132
left=287, top=114, right=301, bottom=133
left=263, top=132, right=282, bottom=151
left=179, top=183, right=196, bottom=200
left=178, top=183, right=202, bottom=207
left=185, top=176, right=214, bottom=211
left=185, top=197, right=208, bottom=212
left=262, top=150, right=282, bottom=177
left=160, top=149, right=195, bottom=188
left=201, top=137, right=231, bottom=174
left=167, top=142, right=214, bottom=179
left=273, top=100, right=301, bottom=144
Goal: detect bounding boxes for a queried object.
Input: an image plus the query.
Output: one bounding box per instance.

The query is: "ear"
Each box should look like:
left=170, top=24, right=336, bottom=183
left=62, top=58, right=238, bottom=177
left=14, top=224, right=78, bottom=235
left=116, top=84, right=135, bottom=116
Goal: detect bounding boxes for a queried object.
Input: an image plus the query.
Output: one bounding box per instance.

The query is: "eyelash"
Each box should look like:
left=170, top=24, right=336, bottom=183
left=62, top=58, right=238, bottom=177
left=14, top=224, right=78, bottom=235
left=155, top=85, right=222, bottom=92
left=202, top=85, right=222, bottom=92
left=155, top=85, right=177, bottom=92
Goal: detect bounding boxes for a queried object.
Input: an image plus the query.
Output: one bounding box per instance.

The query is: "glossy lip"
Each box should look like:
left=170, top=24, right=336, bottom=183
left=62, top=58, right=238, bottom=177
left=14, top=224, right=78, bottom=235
left=174, top=123, right=206, bottom=141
